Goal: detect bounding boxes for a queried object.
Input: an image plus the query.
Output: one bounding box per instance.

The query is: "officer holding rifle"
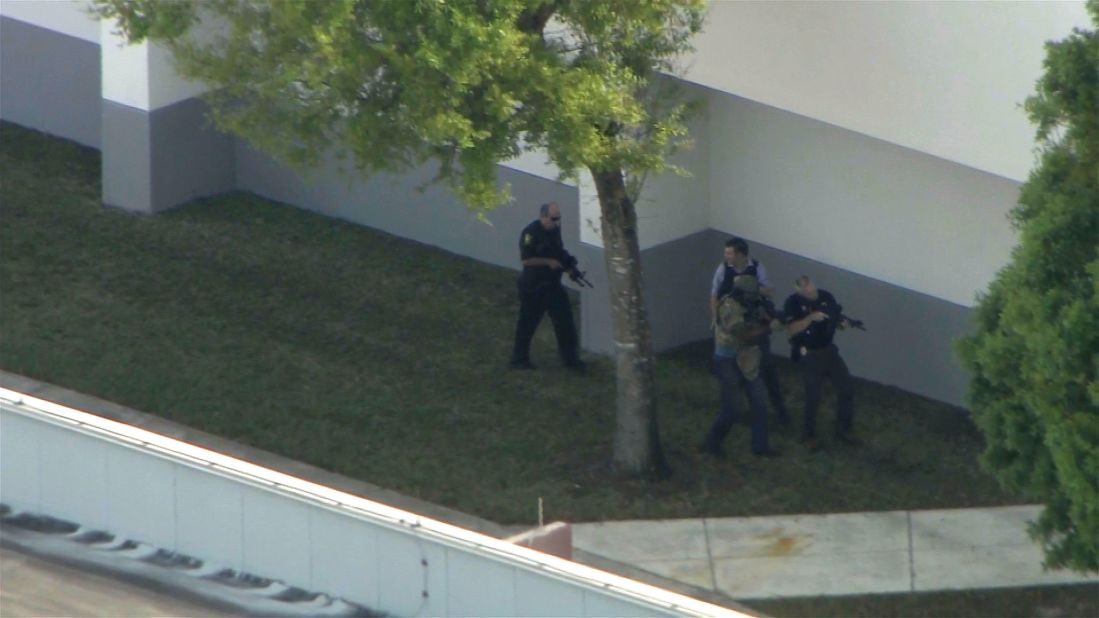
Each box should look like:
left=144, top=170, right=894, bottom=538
left=784, top=275, right=865, bottom=451
left=509, top=202, right=590, bottom=372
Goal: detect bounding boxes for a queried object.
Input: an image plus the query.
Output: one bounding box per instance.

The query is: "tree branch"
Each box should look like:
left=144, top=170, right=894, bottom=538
left=517, top=1, right=559, bottom=36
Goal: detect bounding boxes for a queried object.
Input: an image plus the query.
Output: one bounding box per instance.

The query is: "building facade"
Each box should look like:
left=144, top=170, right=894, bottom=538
left=2, top=0, right=1090, bottom=406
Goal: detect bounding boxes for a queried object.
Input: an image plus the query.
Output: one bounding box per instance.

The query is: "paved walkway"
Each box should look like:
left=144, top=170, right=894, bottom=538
left=573, top=505, right=1098, bottom=600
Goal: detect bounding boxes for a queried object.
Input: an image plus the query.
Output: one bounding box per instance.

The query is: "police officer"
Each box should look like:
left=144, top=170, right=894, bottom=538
left=783, top=275, right=861, bottom=451
left=509, top=202, right=584, bottom=371
left=710, top=237, right=791, bottom=425
left=702, top=274, right=780, bottom=458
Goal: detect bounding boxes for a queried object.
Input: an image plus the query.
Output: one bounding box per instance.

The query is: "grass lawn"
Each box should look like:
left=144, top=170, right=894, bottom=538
left=749, top=583, right=1099, bottom=618
left=9, top=121, right=1094, bottom=618
left=0, top=120, right=1023, bottom=528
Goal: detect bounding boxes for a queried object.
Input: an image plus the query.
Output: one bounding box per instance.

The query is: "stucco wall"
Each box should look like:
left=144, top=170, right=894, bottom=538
left=0, top=17, right=101, bottom=147
left=688, top=0, right=1090, bottom=182
left=706, top=88, right=1021, bottom=309
left=236, top=141, right=581, bottom=273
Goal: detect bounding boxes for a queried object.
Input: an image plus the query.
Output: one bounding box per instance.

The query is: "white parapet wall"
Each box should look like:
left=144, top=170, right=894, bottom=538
left=0, top=388, right=749, bottom=618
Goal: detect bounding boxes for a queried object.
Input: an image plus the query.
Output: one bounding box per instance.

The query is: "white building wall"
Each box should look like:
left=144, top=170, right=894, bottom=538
left=707, top=90, right=1021, bottom=308
left=0, top=0, right=204, bottom=111
left=4, top=0, right=1089, bottom=376
left=523, top=102, right=713, bottom=250
left=514, top=0, right=1090, bottom=259
left=145, top=31, right=209, bottom=109
left=100, top=19, right=208, bottom=111
left=688, top=0, right=1090, bottom=183
left=99, top=21, right=153, bottom=110
left=0, top=0, right=98, bottom=43
left=633, top=105, right=713, bottom=250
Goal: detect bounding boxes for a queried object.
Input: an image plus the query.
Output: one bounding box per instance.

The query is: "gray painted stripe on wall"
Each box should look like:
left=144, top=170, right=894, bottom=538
left=102, top=98, right=235, bottom=213
left=102, top=100, right=152, bottom=212
left=745, top=234, right=973, bottom=407
left=0, top=16, right=101, bottom=148
left=577, top=229, right=716, bottom=358
left=149, top=98, right=235, bottom=212
left=580, top=230, right=972, bottom=407
left=235, top=141, right=579, bottom=272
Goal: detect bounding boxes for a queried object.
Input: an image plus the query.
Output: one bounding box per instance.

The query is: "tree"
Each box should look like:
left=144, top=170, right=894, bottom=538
left=94, top=0, right=707, bottom=477
left=956, top=0, right=1098, bottom=573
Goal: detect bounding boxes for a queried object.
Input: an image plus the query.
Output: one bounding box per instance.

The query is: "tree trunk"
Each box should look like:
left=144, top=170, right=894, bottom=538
left=590, top=167, right=669, bottom=478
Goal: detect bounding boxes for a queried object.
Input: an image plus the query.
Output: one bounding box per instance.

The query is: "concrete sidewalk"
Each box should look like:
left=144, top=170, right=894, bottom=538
left=573, top=505, right=1098, bottom=600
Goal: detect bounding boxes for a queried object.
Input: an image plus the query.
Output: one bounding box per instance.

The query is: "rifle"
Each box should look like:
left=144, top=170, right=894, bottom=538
left=823, top=306, right=867, bottom=332
left=838, top=314, right=867, bottom=331
left=789, top=306, right=866, bottom=362
left=560, top=255, right=594, bottom=288
left=568, top=268, right=595, bottom=288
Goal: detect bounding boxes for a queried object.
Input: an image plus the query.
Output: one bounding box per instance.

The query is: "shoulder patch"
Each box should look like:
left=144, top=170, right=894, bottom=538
left=523, top=233, right=532, bottom=246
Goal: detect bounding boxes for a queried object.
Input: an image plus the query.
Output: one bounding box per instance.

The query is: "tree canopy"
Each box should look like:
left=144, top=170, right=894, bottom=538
left=957, top=0, right=1099, bottom=573
left=95, top=0, right=708, bottom=476
left=96, top=0, right=702, bottom=211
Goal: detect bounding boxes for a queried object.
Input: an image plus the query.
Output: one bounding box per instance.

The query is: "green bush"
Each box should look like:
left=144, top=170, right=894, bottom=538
left=957, top=1, right=1099, bottom=573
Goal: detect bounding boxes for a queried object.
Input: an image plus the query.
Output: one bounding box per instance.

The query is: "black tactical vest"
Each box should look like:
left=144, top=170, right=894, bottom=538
left=717, top=259, right=759, bottom=298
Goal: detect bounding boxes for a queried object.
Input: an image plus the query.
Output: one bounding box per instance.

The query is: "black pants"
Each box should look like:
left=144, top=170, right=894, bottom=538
left=801, top=344, right=855, bottom=438
left=706, top=355, right=771, bottom=454
left=511, top=282, right=579, bottom=365
left=757, top=336, right=790, bottom=420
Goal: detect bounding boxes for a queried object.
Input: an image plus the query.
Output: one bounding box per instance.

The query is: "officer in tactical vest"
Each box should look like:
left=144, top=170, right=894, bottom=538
left=509, top=202, right=584, bottom=371
left=710, top=237, right=791, bottom=425
left=783, top=275, right=861, bottom=451
left=701, top=274, right=781, bottom=458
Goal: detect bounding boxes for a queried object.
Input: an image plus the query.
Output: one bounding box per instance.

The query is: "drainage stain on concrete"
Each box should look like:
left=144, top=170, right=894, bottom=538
left=711, top=528, right=818, bottom=595
left=755, top=527, right=813, bottom=558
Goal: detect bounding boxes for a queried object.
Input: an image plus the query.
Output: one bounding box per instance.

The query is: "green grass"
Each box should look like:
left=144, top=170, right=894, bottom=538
left=8, top=120, right=1086, bottom=617
left=746, top=583, right=1099, bottom=618
left=0, top=121, right=1023, bottom=527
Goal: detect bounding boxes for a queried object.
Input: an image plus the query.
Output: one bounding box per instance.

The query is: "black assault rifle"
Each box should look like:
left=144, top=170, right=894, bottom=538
left=789, top=305, right=867, bottom=362
left=568, top=268, right=595, bottom=288
left=830, top=312, right=867, bottom=332
left=561, top=256, right=594, bottom=288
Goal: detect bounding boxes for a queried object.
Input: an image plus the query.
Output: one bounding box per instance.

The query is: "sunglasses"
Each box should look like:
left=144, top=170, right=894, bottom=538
left=550, top=216, right=561, bottom=222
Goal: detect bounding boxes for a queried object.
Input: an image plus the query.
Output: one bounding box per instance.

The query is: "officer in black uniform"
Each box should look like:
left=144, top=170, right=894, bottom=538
left=509, top=202, right=583, bottom=371
left=783, top=275, right=860, bottom=451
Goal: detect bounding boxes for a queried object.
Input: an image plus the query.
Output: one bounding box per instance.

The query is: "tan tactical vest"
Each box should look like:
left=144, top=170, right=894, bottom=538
left=714, top=295, right=762, bottom=380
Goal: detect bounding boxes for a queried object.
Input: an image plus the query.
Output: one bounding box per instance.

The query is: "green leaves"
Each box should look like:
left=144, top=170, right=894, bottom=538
left=92, top=0, right=201, bottom=42
left=1025, top=2, right=1099, bottom=163
left=92, top=0, right=705, bottom=477
left=957, top=0, right=1099, bottom=574
left=93, top=0, right=705, bottom=215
